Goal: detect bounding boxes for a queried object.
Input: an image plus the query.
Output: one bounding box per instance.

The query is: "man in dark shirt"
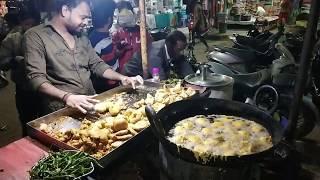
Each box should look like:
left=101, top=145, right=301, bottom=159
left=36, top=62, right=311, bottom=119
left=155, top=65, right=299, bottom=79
left=0, top=8, right=41, bottom=135
left=24, top=0, right=143, bottom=114
left=123, top=30, right=194, bottom=80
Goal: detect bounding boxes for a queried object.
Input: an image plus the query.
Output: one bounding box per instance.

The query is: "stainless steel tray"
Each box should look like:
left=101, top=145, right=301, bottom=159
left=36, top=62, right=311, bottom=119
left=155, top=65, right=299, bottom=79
left=27, top=83, right=160, bottom=166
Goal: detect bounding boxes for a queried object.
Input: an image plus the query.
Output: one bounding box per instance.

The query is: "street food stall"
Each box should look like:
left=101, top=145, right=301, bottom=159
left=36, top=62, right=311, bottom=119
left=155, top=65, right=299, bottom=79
left=0, top=81, right=200, bottom=179
left=1, top=0, right=320, bottom=179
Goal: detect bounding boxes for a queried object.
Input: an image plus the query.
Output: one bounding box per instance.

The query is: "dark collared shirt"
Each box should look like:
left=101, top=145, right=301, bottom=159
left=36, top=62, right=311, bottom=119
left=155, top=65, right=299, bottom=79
left=123, top=40, right=194, bottom=80
left=0, top=27, right=26, bottom=88
left=23, top=22, right=110, bottom=95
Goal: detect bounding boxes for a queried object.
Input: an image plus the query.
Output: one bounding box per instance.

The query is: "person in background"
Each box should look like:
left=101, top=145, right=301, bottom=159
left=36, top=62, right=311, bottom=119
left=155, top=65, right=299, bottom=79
left=132, top=0, right=140, bottom=14
left=279, top=0, right=292, bottom=25
left=123, top=30, right=194, bottom=80
left=0, top=16, right=8, bottom=41
left=24, top=0, right=143, bottom=115
left=113, top=1, right=151, bottom=73
left=187, top=0, right=209, bottom=52
left=3, top=11, right=20, bottom=33
left=256, top=3, right=266, bottom=17
left=255, top=3, right=268, bottom=31
left=0, top=12, right=19, bottom=41
left=0, top=8, right=40, bottom=135
left=89, top=0, right=121, bottom=93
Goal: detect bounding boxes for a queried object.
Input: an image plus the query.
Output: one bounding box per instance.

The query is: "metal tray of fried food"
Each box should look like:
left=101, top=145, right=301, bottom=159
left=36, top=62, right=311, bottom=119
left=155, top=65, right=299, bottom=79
left=26, top=84, right=159, bottom=167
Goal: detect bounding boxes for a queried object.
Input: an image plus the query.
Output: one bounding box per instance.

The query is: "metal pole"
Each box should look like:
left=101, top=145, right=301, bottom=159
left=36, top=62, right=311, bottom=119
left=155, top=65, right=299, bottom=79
left=286, top=0, right=320, bottom=141
left=139, top=0, right=149, bottom=78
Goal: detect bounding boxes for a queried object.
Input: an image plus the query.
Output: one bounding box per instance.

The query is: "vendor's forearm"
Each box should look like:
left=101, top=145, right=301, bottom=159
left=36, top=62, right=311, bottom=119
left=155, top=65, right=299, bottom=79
left=38, top=82, right=69, bottom=101
left=102, top=68, right=127, bottom=81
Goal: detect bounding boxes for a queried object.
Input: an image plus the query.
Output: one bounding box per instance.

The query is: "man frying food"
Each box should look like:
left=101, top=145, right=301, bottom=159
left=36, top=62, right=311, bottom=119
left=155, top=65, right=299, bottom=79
left=23, top=0, right=143, bottom=115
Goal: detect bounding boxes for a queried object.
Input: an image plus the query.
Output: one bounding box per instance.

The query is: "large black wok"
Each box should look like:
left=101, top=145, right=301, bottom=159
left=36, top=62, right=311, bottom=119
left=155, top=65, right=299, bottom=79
left=146, top=98, right=284, bottom=167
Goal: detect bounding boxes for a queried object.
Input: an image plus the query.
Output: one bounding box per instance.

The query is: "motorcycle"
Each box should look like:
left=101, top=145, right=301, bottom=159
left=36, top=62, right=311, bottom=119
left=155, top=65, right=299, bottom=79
left=207, top=43, right=319, bottom=138
left=233, top=25, right=284, bottom=50
left=205, top=59, right=271, bottom=102
left=243, top=18, right=274, bottom=39
left=279, top=31, right=305, bottom=62
left=258, top=43, right=318, bottom=137
left=208, top=27, right=297, bottom=73
left=208, top=30, right=283, bottom=73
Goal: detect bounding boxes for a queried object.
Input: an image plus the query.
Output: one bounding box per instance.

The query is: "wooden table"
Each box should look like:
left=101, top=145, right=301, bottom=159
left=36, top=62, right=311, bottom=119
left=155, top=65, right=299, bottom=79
left=0, top=137, right=48, bottom=180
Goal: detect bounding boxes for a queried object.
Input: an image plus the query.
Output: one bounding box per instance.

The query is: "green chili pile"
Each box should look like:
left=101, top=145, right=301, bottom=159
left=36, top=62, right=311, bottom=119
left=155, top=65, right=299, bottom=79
left=30, top=151, right=103, bottom=180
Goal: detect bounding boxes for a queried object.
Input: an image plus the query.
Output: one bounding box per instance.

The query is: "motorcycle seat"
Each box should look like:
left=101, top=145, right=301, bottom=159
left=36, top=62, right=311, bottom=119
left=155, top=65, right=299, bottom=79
left=235, top=35, right=266, bottom=48
left=208, top=48, right=260, bottom=73
left=207, top=61, right=271, bottom=89
left=233, top=68, right=271, bottom=89
left=255, top=31, right=273, bottom=40
left=213, top=46, right=257, bottom=63
left=212, top=43, right=278, bottom=67
left=233, top=30, right=282, bottom=53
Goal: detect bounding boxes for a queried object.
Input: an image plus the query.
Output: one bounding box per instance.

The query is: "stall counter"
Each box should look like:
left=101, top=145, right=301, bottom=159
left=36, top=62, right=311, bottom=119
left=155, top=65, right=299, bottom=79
left=0, top=137, right=48, bottom=180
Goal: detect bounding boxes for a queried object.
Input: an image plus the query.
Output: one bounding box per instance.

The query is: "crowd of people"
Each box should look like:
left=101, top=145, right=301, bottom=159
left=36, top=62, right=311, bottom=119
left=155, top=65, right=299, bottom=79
left=0, top=0, right=195, bottom=135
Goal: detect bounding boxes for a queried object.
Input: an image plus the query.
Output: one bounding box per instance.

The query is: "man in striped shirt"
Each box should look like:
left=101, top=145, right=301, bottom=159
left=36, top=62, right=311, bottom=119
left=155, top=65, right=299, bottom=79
left=89, top=0, right=124, bottom=93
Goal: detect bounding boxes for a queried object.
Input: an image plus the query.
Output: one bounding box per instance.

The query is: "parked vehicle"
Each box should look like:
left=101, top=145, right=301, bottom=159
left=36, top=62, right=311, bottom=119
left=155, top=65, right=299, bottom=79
left=208, top=35, right=283, bottom=73
left=206, top=43, right=319, bottom=138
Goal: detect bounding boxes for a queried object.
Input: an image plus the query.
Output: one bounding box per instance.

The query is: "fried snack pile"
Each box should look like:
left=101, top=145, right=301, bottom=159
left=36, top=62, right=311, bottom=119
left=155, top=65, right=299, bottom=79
left=39, top=84, right=196, bottom=159
left=168, top=115, right=273, bottom=161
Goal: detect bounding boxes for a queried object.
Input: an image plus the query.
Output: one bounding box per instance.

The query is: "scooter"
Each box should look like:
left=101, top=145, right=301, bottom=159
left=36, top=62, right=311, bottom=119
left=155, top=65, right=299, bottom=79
left=207, top=45, right=278, bottom=73
left=258, top=43, right=318, bottom=137
left=207, top=43, right=319, bottom=138
left=208, top=27, right=285, bottom=73
left=232, top=29, right=282, bottom=52
left=232, top=25, right=284, bottom=51
left=206, top=60, right=272, bottom=102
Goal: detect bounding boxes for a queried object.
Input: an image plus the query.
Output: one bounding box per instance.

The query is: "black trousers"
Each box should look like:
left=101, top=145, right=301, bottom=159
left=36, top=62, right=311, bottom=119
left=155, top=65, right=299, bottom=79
left=15, top=86, right=41, bottom=136
left=190, top=24, right=209, bottom=49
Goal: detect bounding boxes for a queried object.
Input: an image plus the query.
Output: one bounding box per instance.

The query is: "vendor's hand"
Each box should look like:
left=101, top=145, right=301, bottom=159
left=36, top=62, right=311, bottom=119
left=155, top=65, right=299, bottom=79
left=121, top=75, right=144, bottom=89
left=64, top=94, right=100, bottom=114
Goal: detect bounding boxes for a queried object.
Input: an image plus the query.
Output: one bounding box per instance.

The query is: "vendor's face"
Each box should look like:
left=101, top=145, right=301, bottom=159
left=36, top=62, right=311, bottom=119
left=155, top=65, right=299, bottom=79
left=63, top=1, right=91, bottom=33
left=172, top=40, right=187, bottom=59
